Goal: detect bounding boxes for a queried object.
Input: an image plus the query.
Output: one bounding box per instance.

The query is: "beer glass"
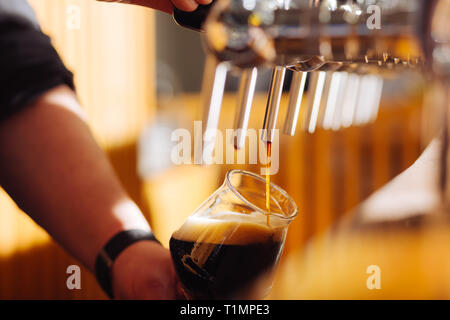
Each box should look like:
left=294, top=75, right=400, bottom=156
left=169, top=170, right=298, bottom=300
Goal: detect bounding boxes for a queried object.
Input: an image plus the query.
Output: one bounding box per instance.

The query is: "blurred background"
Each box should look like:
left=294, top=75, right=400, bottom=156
left=0, top=0, right=434, bottom=299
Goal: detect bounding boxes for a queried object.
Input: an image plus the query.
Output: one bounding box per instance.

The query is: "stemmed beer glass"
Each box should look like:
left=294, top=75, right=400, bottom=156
left=169, top=170, right=298, bottom=299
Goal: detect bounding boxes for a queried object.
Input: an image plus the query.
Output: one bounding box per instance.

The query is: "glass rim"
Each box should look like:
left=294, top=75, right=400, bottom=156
left=225, top=169, right=298, bottom=221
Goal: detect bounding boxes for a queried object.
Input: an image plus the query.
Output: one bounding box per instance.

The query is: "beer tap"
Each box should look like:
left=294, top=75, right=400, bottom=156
left=173, top=0, right=433, bottom=158
left=283, top=71, right=308, bottom=136
left=262, top=66, right=286, bottom=143
left=198, top=55, right=229, bottom=164
left=234, top=67, right=258, bottom=149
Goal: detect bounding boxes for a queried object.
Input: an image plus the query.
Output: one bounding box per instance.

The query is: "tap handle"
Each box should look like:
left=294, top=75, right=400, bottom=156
left=173, top=1, right=216, bottom=32
left=234, top=68, right=258, bottom=150
left=261, top=67, right=286, bottom=143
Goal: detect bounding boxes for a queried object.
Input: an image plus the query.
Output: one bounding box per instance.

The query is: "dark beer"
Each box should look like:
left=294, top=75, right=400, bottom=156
left=169, top=213, right=285, bottom=299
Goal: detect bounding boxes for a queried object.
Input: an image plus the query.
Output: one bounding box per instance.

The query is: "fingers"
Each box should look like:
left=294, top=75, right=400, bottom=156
left=97, top=0, right=213, bottom=14
left=123, top=0, right=173, bottom=13
left=195, top=0, right=213, bottom=5
left=172, top=0, right=213, bottom=12
left=170, top=0, right=198, bottom=12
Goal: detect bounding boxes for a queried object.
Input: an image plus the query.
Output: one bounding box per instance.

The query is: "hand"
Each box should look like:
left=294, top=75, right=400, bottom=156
left=111, top=240, right=184, bottom=299
left=97, top=0, right=213, bottom=14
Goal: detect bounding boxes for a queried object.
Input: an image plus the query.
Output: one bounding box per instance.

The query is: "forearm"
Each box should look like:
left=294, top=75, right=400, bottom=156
left=0, top=85, right=150, bottom=271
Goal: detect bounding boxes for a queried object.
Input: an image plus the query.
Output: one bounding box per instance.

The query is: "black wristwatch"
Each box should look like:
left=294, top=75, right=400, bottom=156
left=94, top=229, right=161, bottom=299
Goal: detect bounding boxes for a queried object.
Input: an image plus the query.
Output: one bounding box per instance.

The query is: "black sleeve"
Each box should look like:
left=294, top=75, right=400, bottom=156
left=0, top=14, right=75, bottom=122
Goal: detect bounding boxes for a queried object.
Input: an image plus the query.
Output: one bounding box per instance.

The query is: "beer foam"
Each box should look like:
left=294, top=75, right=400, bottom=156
left=172, top=211, right=286, bottom=245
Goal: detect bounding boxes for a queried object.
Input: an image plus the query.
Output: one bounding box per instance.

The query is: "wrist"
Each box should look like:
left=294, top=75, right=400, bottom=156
left=94, top=229, right=161, bottom=298
left=89, top=200, right=152, bottom=269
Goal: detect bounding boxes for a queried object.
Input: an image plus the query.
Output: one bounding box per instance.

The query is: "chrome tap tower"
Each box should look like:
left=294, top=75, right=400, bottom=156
left=174, top=0, right=446, bottom=162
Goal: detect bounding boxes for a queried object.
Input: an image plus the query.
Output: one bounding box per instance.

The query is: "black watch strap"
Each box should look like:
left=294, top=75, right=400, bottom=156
left=94, top=229, right=160, bottom=299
